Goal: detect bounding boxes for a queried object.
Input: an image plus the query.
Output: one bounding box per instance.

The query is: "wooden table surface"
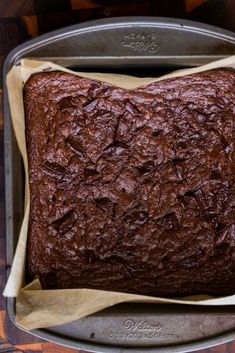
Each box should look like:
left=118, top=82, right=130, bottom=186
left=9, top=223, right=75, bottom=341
left=1, top=1, right=235, bottom=352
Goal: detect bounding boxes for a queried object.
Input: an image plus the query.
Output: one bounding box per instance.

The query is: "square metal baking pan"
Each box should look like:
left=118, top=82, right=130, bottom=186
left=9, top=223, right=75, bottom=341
left=3, top=17, right=235, bottom=353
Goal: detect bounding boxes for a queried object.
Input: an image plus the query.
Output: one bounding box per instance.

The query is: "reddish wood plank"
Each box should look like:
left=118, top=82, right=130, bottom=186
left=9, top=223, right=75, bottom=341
left=185, top=0, right=208, bottom=12
left=22, top=16, right=39, bottom=37
left=16, top=343, right=43, bottom=352
left=71, top=0, right=100, bottom=10
left=0, top=0, right=34, bottom=18
left=0, top=311, right=6, bottom=341
left=0, top=312, right=42, bottom=352
left=42, top=342, right=83, bottom=353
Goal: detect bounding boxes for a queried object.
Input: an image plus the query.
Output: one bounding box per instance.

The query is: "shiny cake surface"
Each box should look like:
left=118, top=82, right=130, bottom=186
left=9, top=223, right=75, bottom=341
left=25, top=69, right=235, bottom=296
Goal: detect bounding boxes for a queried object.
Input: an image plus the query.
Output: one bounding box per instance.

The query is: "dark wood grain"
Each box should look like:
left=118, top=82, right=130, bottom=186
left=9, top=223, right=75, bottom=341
left=0, top=0, right=34, bottom=18
left=0, top=1, right=235, bottom=352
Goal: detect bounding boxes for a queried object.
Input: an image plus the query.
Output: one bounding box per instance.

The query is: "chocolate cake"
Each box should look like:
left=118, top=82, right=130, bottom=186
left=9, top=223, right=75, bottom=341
left=24, top=68, right=235, bottom=296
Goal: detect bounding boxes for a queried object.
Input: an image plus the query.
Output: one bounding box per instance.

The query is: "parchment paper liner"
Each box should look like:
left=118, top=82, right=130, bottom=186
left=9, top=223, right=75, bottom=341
left=4, top=56, right=235, bottom=330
